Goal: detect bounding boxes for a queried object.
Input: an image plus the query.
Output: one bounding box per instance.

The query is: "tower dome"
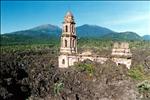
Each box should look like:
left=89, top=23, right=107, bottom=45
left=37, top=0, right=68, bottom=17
left=64, top=11, right=74, bottom=23
left=65, top=11, right=73, bottom=17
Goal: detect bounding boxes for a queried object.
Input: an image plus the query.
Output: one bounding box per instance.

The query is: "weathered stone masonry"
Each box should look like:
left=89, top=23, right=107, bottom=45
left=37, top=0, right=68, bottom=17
left=58, top=11, right=132, bottom=69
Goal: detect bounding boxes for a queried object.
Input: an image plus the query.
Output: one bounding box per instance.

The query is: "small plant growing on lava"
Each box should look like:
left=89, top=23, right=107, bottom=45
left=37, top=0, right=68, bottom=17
left=128, top=65, right=145, bottom=80
left=137, top=80, right=150, bottom=98
left=54, top=81, right=64, bottom=95
left=76, top=62, right=94, bottom=76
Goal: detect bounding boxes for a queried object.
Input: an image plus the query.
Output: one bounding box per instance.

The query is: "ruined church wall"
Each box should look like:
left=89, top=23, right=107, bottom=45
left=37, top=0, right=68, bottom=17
left=58, top=55, right=69, bottom=68
left=112, top=58, right=132, bottom=69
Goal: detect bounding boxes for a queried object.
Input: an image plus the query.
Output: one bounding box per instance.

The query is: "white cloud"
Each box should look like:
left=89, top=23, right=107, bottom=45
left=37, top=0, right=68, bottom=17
left=105, top=13, right=150, bottom=25
left=102, top=12, right=150, bottom=35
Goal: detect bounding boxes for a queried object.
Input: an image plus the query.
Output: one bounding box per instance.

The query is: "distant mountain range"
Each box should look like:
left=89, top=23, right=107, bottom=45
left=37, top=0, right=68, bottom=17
left=102, top=31, right=142, bottom=41
left=5, top=24, right=61, bottom=37
left=142, top=35, right=150, bottom=40
left=1, top=24, right=150, bottom=45
left=76, top=24, right=115, bottom=37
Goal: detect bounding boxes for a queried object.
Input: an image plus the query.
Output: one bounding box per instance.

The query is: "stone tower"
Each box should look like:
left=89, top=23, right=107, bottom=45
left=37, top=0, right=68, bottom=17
left=58, top=11, right=77, bottom=68
left=60, top=11, right=77, bottom=54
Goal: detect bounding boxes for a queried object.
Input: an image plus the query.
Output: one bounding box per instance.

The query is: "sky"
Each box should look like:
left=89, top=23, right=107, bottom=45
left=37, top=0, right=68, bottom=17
left=1, top=1, right=150, bottom=36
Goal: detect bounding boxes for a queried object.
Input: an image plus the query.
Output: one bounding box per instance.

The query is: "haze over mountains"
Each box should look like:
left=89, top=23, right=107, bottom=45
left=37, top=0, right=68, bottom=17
left=1, top=24, right=150, bottom=45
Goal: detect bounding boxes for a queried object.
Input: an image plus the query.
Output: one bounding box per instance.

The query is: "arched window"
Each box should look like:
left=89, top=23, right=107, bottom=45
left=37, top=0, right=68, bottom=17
left=61, top=39, right=63, bottom=47
left=65, top=25, right=68, bottom=32
left=72, top=39, right=75, bottom=47
left=65, top=40, right=67, bottom=47
left=72, top=25, right=74, bottom=33
left=62, top=59, right=65, bottom=64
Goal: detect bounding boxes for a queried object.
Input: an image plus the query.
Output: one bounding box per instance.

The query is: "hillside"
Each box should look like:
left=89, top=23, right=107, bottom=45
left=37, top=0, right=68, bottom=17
left=103, top=31, right=143, bottom=41
left=1, top=24, right=61, bottom=45
left=1, top=24, right=149, bottom=45
left=76, top=24, right=115, bottom=38
left=143, top=35, right=150, bottom=40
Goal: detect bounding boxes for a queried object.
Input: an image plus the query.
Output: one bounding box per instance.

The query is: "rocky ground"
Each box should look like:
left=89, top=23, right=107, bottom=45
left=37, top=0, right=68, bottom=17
left=0, top=45, right=150, bottom=100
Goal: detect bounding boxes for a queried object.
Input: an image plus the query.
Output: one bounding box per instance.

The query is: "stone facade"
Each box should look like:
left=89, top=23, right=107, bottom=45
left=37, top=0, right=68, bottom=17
left=111, top=42, right=132, bottom=69
left=112, top=42, right=132, bottom=57
left=58, top=11, right=77, bottom=68
left=58, top=11, right=132, bottom=69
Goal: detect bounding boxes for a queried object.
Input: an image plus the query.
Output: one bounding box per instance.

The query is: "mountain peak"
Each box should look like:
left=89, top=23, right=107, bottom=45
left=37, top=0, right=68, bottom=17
left=3, top=23, right=148, bottom=41
left=77, top=24, right=114, bottom=37
left=81, top=24, right=103, bottom=27
left=30, top=24, right=60, bottom=31
left=120, top=31, right=136, bottom=34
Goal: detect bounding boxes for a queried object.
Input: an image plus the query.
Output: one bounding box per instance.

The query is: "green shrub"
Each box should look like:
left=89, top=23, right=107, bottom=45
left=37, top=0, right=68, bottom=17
left=76, top=63, right=94, bottom=76
left=128, top=65, right=145, bottom=80
left=137, top=80, right=150, bottom=98
left=138, top=80, right=150, bottom=93
left=54, top=82, right=64, bottom=95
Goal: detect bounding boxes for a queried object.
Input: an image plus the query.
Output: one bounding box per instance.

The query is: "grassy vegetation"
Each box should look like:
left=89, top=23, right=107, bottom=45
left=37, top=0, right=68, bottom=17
left=75, top=62, right=95, bottom=76
left=1, top=33, right=59, bottom=46
left=1, top=43, right=59, bottom=54
left=78, top=38, right=150, bottom=50
left=137, top=80, right=150, bottom=98
left=128, top=65, right=146, bottom=80
left=128, top=65, right=150, bottom=98
left=1, top=36, right=149, bottom=49
left=1, top=37, right=150, bottom=53
left=78, top=38, right=113, bottom=50
left=129, top=40, right=150, bottom=49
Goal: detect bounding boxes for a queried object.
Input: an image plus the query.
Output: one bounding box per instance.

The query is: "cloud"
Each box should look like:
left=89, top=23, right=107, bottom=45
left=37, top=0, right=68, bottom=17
left=103, top=12, right=150, bottom=35
left=105, top=13, right=150, bottom=26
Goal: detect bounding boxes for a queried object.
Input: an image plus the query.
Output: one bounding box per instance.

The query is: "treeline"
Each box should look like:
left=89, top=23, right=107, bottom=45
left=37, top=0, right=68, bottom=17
left=0, top=34, right=59, bottom=46
left=1, top=34, right=150, bottom=51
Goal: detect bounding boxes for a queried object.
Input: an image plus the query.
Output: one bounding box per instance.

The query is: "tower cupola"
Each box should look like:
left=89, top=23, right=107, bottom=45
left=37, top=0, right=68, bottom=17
left=64, top=11, right=75, bottom=23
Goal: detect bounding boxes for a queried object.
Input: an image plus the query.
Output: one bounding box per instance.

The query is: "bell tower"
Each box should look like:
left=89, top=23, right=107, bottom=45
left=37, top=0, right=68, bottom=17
left=58, top=11, right=77, bottom=68
left=60, top=11, right=77, bottom=54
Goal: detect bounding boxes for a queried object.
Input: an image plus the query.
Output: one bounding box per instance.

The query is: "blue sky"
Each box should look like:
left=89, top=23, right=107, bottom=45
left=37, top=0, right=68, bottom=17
left=1, top=1, right=150, bottom=36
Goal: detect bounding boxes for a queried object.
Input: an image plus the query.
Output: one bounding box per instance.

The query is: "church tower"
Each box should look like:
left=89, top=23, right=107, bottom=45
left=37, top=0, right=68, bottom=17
left=60, top=11, right=77, bottom=54
left=58, top=11, right=77, bottom=68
